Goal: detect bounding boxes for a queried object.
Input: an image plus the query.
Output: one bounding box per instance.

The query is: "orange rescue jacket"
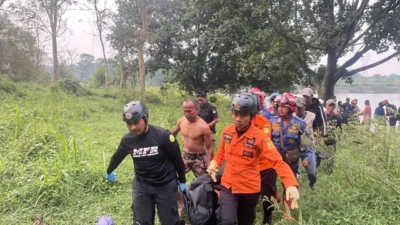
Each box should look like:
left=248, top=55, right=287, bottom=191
left=214, top=123, right=298, bottom=194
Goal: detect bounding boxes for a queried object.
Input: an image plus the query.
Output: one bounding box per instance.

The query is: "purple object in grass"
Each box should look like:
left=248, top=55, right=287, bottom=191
left=96, top=216, right=115, bottom=225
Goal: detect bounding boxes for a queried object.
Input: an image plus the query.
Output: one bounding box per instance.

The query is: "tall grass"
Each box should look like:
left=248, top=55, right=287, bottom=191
left=0, top=81, right=399, bottom=225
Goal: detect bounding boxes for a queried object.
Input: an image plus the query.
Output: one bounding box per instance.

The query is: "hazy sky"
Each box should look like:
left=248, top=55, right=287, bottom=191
left=13, top=0, right=400, bottom=76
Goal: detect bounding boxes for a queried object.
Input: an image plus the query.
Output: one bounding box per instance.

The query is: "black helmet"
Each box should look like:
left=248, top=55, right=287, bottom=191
left=231, top=94, right=257, bottom=118
left=122, top=101, right=149, bottom=124
left=244, top=92, right=260, bottom=112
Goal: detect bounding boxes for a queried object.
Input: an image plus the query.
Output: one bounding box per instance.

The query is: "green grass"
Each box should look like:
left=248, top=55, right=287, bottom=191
left=0, top=81, right=399, bottom=225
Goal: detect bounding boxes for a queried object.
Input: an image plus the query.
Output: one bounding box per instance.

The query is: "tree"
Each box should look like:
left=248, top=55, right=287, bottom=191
left=0, top=14, right=46, bottom=82
left=267, top=0, right=400, bottom=100
left=1, top=0, right=6, bottom=8
left=148, top=0, right=304, bottom=94
left=10, top=0, right=50, bottom=68
left=83, top=0, right=110, bottom=88
left=76, top=53, right=96, bottom=81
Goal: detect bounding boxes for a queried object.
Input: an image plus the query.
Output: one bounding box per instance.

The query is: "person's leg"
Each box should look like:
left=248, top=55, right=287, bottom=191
left=303, top=152, right=318, bottom=188
left=217, top=186, right=238, bottom=225
left=325, top=139, right=337, bottom=175
left=132, top=178, right=155, bottom=225
left=236, top=193, right=260, bottom=225
left=260, top=169, right=277, bottom=225
left=192, top=154, right=208, bottom=178
left=155, top=179, right=180, bottom=225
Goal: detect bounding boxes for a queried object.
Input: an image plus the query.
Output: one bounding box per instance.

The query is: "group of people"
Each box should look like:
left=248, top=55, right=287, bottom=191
left=331, top=97, right=399, bottom=127
left=103, top=87, right=361, bottom=225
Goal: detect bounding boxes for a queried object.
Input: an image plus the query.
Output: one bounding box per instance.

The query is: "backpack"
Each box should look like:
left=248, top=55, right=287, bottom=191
left=183, top=175, right=217, bottom=225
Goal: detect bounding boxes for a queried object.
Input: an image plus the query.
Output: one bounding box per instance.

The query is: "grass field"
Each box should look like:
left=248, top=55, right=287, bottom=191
left=0, top=79, right=399, bottom=225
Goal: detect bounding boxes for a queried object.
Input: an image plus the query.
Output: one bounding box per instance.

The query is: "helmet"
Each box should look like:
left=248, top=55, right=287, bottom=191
left=122, top=101, right=149, bottom=124
left=275, top=93, right=297, bottom=112
left=243, top=92, right=260, bottom=112
left=271, top=92, right=280, bottom=98
left=248, top=87, right=265, bottom=105
left=231, top=94, right=257, bottom=118
left=351, top=99, right=357, bottom=105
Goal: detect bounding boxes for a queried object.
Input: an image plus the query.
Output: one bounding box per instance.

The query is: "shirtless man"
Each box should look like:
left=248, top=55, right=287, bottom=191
left=171, top=99, right=214, bottom=220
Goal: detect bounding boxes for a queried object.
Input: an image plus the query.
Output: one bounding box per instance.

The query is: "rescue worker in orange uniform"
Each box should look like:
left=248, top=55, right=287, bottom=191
left=245, top=91, right=297, bottom=224
left=207, top=94, right=299, bottom=225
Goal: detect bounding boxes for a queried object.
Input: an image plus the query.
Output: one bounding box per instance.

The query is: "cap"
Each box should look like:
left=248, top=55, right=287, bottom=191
left=326, top=99, right=336, bottom=106
left=301, top=87, right=314, bottom=97
left=295, top=96, right=306, bottom=108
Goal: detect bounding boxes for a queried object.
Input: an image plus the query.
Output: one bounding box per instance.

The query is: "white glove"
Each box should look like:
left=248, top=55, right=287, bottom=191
left=206, top=160, right=219, bottom=182
left=286, top=186, right=300, bottom=209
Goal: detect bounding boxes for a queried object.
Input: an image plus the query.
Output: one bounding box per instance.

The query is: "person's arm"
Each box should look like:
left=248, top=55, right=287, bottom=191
left=202, top=124, right=214, bottom=163
left=162, top=131, right=186, bottom=184
left=260, top=137, right=299, bottom=188
left=317, top=105, right=327, bottom=137
left=106, top=139, right=129, bottom=174
left=208, top=106, right=219, bottom=128
left=171, top=118, right=182, bottom=137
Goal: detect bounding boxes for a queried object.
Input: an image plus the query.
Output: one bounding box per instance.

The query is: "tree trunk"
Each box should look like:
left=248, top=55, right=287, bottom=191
left=118, top=49, right=126, bottom=91
left=320, top=48, right=337, bottom=101
left=94, top=0, right=109, bottom=88
left=51, top=31, right=59, bottom=81
left=138, top=0, right=147, bottom=101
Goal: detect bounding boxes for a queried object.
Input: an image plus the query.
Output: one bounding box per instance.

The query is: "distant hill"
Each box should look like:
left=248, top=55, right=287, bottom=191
left=335, top=74, right=400, bottom=93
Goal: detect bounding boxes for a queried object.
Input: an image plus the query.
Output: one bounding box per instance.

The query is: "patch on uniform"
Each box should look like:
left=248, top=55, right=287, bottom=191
left=243, top=138, right=256, bottom=149
left=288, top=128, right=298, bottom=133
left=242, top=150, right=255, bottom=158
left=289, top=138, right=296, bottom=144
left=267, top=141, right=274, bottom=149
left=126, top=113, right=132, bottom=119
left=290, top=124, right=298, bottom=129
left=235, top=104, right=241, bottom=109
left=272, top=124, right=281, bottom=131
left=224, top=133, right=233, bottom=143
left=263, top=127, right=270, bottom=134
left=169, top=134, right=175, bottom=142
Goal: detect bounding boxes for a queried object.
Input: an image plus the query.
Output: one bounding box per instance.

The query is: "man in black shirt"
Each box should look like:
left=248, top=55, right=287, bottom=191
left=197, top=92, right=219, bottom=134
left=105, top=101, right=186, bottom=225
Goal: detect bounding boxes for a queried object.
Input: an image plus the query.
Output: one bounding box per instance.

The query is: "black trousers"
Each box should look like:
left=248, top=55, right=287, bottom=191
left=260, top=169, right=277, bottom=224
left=132, top=178, right=179, bottom=225
left=217, top=186, right=260, bottom=225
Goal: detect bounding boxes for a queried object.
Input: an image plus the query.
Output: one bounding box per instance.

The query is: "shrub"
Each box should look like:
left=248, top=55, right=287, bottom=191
left=54, top=79, right=91, bottom=96
left=0, top=75, right=17, bottom=94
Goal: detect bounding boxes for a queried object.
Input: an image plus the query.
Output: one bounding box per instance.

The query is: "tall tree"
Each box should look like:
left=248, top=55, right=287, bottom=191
left=148, top=0, right=304, bottom=94
left=267, top=0, right=400, bottom=100
left=0, top=14, right=43, bottom=82
left=109, top=0, right=160, bottom=97
left=84, top=0, right=110, bottom=88
left=10, top=0, right=50, bottom=68
left=27, top=0, right=73, bottom=81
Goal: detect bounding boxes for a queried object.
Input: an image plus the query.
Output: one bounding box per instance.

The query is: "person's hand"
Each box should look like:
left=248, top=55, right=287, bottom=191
left=105, top=172, right=116, bottom=182
left=207, top=160, right=219, bottom=182
left=302, top=160, right=310, bottom=167
left=286, top=186, right=300, bottom=209
left=179, top=183, right=187, bottom=195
